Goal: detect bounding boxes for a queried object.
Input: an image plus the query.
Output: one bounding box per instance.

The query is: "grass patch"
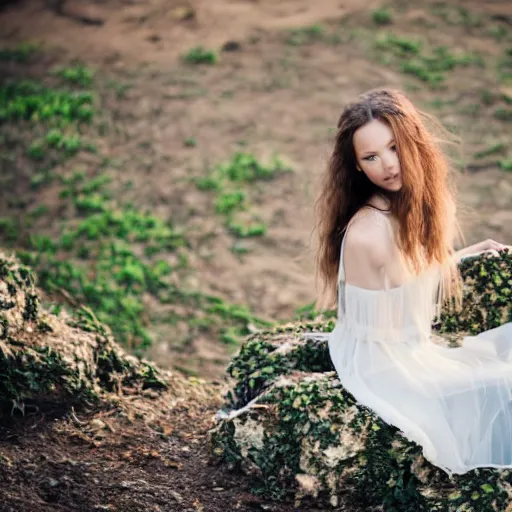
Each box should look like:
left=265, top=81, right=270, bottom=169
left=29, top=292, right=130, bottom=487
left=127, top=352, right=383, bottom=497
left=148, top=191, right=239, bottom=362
left=429, top=4, right=483, bottom=28
left=12, top=167, right=187, bottom=350
left=52, top=64, right=95, bottom=87
left=0, top=218, right=18, bottom=242
left=195, top=152, right=291, bottom=242
left=1, top=71, right=271, bottom=358
left=0, top=77, right=96, bottom=188
left=480, top=89, right=496, bottom=106
left=498, top=48, right=512, bottom=83
left=486, top=25, right=508, bottom=43
left=184, top=136, right=197, bottom=147
left=12, top=166, right=271, bottom=352
left=0, top=80, right=94, bottom=123
left=372, top=8, right=393, bottom=26
left=28, top=129, right=95, bottom=160
left=105, top=79, right=133, bottom=99
left=286, top=25, right=325, bottom=45
left=473, top=143, right=505, bottom=160
left=494, top=108, right=512, bottom=122
left=427, top=97, right=459, bottom=109
left=182, top=46, right=218, bottom=65
left=376, top=32, right=421, bottom=55
left=499, top=160, right=512, bottom=172
left=228, top=221, right=266, bottom=238
left=0, top=42, right=39, bottom=62
left=375, top=32, right=483, bottom=87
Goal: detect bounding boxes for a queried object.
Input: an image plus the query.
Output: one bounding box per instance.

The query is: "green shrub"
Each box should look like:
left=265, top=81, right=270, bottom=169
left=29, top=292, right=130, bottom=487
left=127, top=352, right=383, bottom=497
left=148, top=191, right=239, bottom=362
left=53, top=64, right=95, bottom=87
left=0, top=43, right=38, bottom=62
left=372, top=8, right=393, bottom=25
left=0, top=80, right=94, bottom=123
left=183, top=46, right=218, bottom=65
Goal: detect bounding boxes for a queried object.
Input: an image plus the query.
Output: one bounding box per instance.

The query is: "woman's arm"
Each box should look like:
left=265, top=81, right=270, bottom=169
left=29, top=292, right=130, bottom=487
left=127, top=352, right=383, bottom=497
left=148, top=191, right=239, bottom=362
left=455, top=239, right=511, bottom=262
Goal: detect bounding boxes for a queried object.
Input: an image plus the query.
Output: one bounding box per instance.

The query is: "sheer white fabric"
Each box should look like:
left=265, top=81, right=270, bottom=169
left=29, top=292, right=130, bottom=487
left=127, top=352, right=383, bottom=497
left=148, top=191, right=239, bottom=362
left=313, top=208, right=512, bottom=476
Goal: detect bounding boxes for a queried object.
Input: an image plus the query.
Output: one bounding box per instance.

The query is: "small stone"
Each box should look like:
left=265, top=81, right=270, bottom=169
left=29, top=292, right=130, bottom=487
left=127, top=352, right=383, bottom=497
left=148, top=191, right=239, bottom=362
left=222, top=41, right=241, bottom=52
left=170, top=7, right=195, bottom=21
left=48, top=478, right=59, bottom=487
left=89, top=419, right=106, bottom=430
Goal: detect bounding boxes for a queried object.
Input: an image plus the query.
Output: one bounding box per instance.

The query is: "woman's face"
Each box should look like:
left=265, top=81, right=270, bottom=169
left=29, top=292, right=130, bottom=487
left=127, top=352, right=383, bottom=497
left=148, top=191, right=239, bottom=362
left=352, top=118, right=402, bottom=192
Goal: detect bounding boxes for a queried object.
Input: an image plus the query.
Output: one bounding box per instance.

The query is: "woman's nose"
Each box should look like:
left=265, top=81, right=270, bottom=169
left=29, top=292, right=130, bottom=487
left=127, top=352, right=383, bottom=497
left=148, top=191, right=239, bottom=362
left=382, top=153, right=396, bottom=170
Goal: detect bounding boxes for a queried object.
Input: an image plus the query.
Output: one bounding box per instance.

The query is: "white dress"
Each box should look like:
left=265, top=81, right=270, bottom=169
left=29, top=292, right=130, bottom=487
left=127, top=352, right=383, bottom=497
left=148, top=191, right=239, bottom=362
left=321, top=207, right=512, bottom=476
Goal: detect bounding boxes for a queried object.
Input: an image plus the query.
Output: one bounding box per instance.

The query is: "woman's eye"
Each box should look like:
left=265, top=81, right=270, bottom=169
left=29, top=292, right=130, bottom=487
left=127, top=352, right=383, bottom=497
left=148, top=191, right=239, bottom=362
left=391, top=145, right=397, bottom=151
left=364, top=155, right=376, bottom=161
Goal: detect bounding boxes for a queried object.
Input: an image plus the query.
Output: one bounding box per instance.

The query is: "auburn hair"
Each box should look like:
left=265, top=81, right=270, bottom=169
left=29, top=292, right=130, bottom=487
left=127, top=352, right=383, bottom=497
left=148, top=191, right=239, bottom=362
left=314, top=88, right=462, bottom=309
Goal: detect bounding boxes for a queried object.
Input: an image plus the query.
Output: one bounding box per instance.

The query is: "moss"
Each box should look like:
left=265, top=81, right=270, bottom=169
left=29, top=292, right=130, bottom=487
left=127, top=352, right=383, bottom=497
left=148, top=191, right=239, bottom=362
left=435, top=249, right=512, bottom=335
left=224, top=325, right=333, bottom=409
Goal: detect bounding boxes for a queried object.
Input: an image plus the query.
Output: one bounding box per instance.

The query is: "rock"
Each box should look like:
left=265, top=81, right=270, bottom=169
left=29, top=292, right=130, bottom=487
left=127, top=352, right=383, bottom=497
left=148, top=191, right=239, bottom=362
left=222, top=41, right=242, bottom=52
left=210, top=250, right=512, bottom=510
left=0, top=250, right=167, bottom=412
left=89, top=419, right=106, bottom=431
left=170, top=7, right=195, bottom=22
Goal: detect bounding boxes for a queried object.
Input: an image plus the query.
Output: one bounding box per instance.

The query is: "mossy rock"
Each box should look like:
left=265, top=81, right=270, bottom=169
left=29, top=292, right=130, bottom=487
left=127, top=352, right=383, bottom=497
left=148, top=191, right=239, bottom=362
left=212, top=371, right=512, bottom=511
left=0, top=250, right=167, bottom=414
left=211, top=250, right=512, bottom=510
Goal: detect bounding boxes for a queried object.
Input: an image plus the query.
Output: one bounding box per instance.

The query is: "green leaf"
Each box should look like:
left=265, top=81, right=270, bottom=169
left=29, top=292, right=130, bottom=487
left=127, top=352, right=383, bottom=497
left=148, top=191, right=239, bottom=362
left=480, top=483, right=494, bottom=494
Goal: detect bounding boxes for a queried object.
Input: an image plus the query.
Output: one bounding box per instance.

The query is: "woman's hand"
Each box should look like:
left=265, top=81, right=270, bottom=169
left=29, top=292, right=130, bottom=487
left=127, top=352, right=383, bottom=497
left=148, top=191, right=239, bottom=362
left=456, top=239, right=511, bottom=262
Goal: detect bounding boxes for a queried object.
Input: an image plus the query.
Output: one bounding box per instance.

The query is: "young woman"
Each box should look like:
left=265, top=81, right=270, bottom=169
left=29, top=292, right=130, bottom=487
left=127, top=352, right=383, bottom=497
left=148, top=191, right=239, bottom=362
left=312, top=88, right=512, bottom=476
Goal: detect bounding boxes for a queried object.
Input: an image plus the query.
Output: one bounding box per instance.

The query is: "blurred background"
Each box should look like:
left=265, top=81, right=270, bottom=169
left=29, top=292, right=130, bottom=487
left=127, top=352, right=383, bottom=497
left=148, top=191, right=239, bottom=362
left=0, top=0, right=510, bottom=380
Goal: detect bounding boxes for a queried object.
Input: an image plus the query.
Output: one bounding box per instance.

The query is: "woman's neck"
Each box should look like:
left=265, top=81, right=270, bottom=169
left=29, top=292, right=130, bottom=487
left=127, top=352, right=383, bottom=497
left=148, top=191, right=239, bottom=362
left=366, top=193, right=391, bottom=212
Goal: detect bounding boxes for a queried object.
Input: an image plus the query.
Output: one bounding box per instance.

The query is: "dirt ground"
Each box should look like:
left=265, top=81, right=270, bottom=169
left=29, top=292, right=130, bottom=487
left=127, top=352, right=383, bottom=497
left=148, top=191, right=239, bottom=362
left=1, top=0, right=512, bottom=510
left=0, top=378, right=326, bottom=512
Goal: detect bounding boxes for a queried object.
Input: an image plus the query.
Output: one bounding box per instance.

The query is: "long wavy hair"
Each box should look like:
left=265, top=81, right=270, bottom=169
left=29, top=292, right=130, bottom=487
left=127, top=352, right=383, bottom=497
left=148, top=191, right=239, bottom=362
left=314, top=88, right=462, bottom=309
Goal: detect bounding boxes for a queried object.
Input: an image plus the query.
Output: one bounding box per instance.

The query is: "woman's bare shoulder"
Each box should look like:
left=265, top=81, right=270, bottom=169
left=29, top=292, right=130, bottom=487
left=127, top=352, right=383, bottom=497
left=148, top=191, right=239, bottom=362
left=344, top=209, right=394, bottom=266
